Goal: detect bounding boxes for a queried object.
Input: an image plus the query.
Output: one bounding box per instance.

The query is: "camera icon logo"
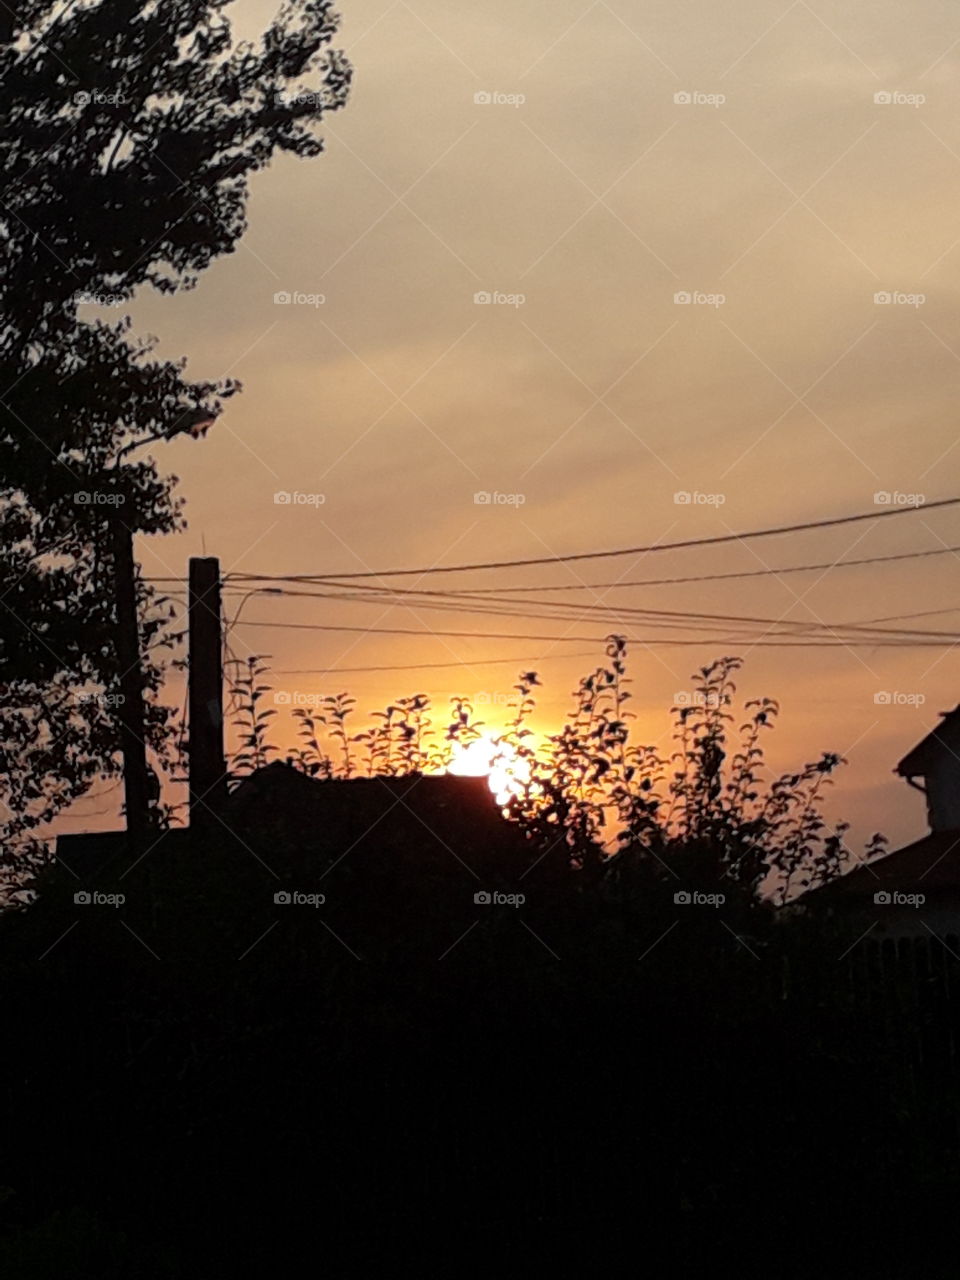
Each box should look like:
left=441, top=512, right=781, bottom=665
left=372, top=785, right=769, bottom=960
left=74, top=891, right=91, bottom=905
left=274, top=491, right=292, bottom=505
left=674, top=91, right=692, bottom=105
left=474, top=291, right=492, bottom=304
left=474, top=891, right=492, bottom=905
left=474, top=91, right=492, bottom=105
left=674, top=291, right=692, bottom=304
left=74, top=491, right=91, bottom=504
left=873, top=491, right=891, bottom=505
left=874, top=91, right=892, bottom=105
left=474, top=491, right=492, bottom=504
left=674, top=891, right=691, bottom=905
left=873, top=292, right=892, bottom=305
left=274, top=291, right=291, bottom=304
left=273, top=691, right=292, bottom=705
left=674, top=491, right=692, bottom=504
left=874, top=691, right=892, bottom=705
left=274, top=891, right=292, bottom=905
left=874, top=891, right=891, bottom=905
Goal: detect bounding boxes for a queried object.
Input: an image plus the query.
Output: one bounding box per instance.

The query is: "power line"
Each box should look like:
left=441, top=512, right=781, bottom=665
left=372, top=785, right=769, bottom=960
left=147, top=534, right=960, bottom=595
left=234, top=618, right=958, bottom=647
left=222, top=584, right=960, bottom=641
left=224, top=585, right=761, bottom=634
left=237, top=620, right=664, bottom=642
left=855, top=605, right=960, bottom=626
left=315, top=543, right=960, bottom=595
left=273, top=651, right=600, bottom=675
left=220, top=497, right=960, bottom=582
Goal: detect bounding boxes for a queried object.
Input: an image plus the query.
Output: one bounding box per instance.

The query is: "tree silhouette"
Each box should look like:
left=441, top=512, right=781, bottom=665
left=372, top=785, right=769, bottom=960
left=223, top=643, right=880, bottom=905
left=0, top=2, right=351, bottom=854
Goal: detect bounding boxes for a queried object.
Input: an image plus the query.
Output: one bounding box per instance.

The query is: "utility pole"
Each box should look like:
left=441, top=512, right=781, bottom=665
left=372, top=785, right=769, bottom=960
left=112, top=515, right=152, bottom=850
left=188, top=557, right=226, bottom=829
left=107, top=413, right=220, bottom=848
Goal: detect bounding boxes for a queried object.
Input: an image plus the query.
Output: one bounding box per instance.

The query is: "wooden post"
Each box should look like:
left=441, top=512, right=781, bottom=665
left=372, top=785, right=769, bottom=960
left=112, top=517, right=152, bottom=850
left=188, top=557, right=226, bottom=828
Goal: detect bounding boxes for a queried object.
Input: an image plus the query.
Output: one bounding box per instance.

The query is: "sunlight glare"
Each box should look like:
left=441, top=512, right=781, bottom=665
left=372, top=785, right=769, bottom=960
left=446, top=735, right=532, bottom=807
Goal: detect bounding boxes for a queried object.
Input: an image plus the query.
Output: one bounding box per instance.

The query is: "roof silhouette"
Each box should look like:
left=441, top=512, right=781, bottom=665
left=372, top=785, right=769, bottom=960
left=896, top=705, right=960, bottom=777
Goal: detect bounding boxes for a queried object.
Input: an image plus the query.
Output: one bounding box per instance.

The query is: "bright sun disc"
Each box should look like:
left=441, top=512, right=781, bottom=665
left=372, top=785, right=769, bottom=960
left=446, top=736, right=531, bottom=807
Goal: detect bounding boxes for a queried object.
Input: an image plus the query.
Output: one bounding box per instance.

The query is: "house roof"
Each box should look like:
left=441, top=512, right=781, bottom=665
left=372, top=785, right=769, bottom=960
left=896, top=705, right=960, bottom=777
left=225, top=762, right=505, bottom=836
left=50, top=766, right=539, bottom=964
left=223, top=762, right=529, bottom=876
left=812, top=830, right=960, bottom=901
left=55, top=765, right=526, bottom=883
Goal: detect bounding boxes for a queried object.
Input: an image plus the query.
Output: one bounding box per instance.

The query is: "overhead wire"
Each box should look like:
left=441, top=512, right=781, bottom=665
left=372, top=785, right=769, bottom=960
left=219, top=584, right=960, bottom=642
left=217, top=497, right=960, bottom=581
left=232, top=617, right=959, bottom=647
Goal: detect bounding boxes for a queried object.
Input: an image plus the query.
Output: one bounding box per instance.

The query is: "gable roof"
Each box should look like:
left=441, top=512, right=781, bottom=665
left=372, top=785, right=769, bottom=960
left=896, top=705, right=960, bottom=777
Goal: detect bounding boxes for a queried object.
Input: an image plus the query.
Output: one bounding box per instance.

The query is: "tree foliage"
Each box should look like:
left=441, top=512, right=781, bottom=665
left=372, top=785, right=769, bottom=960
left=225, top=643, right=881, bottom=904
left=0, top=1, right=350, bottom=855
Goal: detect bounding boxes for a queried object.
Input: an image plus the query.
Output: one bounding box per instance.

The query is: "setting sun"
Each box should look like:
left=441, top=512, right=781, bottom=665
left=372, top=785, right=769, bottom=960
left=446, top=735, right=533, bottom=807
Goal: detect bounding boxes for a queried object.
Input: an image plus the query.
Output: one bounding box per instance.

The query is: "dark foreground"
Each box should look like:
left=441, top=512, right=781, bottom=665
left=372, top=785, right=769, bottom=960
left=1, top=812, right=958, bottom=1277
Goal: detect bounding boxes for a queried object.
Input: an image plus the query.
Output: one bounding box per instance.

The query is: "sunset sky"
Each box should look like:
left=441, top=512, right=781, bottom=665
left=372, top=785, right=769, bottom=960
left=68, top=0, right=960, bottom=852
